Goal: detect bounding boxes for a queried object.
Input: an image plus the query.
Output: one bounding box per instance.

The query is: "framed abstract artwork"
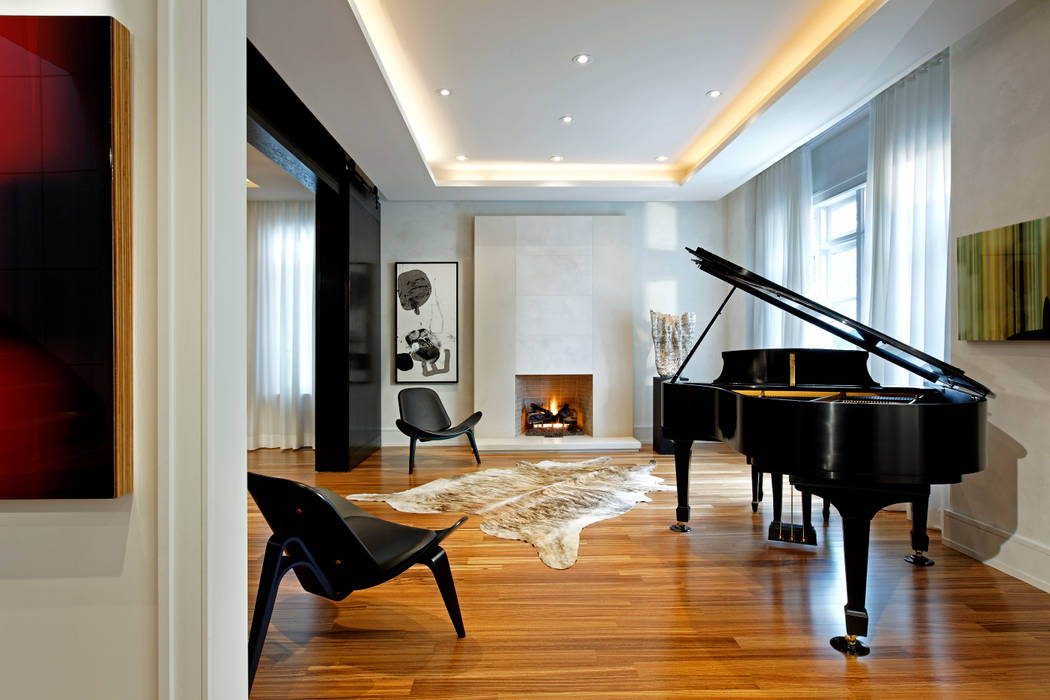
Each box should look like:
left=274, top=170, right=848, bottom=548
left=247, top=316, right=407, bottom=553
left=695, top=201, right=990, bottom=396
left=0, top=16, right=133, bottom=498
left=958, top=215, right=1050, bottom=341
left=395, top=262, right=458, bottom=382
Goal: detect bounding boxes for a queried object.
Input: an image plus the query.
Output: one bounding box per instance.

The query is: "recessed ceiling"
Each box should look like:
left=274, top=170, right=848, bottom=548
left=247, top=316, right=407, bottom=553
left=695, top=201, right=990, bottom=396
left=350, top=0, right=886, bottom=187
left=247, top=0, right=1015, bottom=201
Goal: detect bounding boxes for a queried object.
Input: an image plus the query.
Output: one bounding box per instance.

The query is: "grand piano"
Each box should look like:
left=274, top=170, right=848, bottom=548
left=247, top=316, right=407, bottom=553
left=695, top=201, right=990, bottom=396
left=662, top=247, right=991, bottom=656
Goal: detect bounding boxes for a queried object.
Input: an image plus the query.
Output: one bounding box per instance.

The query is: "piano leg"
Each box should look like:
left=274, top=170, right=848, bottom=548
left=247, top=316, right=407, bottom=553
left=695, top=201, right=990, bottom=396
left=670, top=439, right=693, bottom=533
left=750, top=462, right=763, bottom=513
left=792, top=480, right=930, bottom=656
left=834, top=513, right=873, bottom=656
left=770, top=472, right=783, bottom=522
left=905, top=493, right=935, bottom=566
left=822, top=499, right=831, bottom=524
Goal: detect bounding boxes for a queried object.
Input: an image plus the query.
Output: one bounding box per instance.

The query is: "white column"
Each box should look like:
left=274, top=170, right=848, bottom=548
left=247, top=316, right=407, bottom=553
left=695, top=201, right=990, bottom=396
left=157, top=0, right=247, bottom=697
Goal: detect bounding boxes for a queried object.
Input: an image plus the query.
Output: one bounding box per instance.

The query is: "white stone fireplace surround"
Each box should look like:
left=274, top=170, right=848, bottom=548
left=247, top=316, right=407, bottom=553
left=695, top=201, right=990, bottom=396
left=474, top=216, right=640, bottom=451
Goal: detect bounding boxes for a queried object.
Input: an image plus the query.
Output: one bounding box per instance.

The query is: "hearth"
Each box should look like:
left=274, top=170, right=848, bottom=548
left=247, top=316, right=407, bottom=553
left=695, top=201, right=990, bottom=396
left=515, top=374, right=593, bottom=438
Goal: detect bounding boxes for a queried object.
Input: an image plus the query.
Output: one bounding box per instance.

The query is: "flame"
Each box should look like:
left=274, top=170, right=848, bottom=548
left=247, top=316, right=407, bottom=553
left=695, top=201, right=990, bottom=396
left=549, top=397, right=558, bottom=415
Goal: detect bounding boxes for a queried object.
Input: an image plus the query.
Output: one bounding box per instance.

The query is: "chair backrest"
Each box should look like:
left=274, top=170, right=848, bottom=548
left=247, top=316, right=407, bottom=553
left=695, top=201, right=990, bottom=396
left=398, top=387, right=452, bottom=431
left=247, top=472, right=381, bottom=599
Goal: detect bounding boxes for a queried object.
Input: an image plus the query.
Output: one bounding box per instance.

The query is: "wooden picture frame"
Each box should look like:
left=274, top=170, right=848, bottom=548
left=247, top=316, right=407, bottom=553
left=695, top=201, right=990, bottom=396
left=394, top=262, right=458, bottom=383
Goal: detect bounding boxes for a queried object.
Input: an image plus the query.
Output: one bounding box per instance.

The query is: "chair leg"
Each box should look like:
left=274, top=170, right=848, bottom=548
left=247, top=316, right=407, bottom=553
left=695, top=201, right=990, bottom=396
left=425, top=547, right=465, bottom=638
left=409, top=436, right=417, bottom=474
left=249, top=539, right=291, bottom=690
left=467, top=429, right=481, bottom=464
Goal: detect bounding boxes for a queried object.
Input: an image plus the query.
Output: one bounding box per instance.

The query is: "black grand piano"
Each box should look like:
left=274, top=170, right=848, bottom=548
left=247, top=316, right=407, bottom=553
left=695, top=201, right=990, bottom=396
left=662, top=247, right=992, bottom=656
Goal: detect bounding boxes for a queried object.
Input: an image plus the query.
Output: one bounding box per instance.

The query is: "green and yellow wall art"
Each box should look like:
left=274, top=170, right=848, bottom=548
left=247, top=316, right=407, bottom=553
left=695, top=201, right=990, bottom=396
left=958, top=215, right=1050, bottom=340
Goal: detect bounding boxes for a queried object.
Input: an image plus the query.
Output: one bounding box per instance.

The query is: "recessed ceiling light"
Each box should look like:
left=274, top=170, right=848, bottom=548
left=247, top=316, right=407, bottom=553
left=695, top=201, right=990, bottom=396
left=437, top=88, right=452, bottom=96
left=560, top=115, right=574, bottom=124
left=571, top=53, right=591, bottom=65
left=655, top=155, right=669, bottom=162
left=549, top=155, right=564, bottom=162
left=706, top=89, right=722, bottom=98
left=246, top=178, right=259, bottom=189
left=455, top=154, right=469, bottom=161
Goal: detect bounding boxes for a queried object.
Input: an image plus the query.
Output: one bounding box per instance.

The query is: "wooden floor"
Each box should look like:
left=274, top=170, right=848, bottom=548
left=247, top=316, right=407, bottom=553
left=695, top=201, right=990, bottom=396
left=248, top=444, right=1050, bottom=699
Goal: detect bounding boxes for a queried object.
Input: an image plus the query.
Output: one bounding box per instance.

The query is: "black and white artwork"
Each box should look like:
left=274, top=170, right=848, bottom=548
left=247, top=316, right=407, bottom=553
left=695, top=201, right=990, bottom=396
left=395, top=262, right=458, bottom=382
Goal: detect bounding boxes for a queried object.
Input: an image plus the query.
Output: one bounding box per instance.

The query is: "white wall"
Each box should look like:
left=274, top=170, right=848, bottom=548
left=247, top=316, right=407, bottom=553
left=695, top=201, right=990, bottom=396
left=0, top=3, right=248, bottom=699
left=381, top=201, right=727, bottom=446
left=0, top=2, right=158, bottom=698
left=943, top=0, right=1050, bottom=592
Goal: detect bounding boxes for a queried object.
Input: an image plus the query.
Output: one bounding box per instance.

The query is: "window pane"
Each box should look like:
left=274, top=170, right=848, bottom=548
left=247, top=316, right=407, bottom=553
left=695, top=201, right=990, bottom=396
left=828, top=198, right=857, bottom=238
left=827, top=247, right=856, bottom=304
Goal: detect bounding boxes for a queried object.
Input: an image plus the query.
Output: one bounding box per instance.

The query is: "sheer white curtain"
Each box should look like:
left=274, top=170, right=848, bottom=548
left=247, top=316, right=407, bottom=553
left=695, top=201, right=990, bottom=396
left=860, top=54, right=951, bottom=386
left=747, top=147, right=815, bottom=347
left=860, top=54, right=950, bottom=526
left=247, top=201, right=316, bottom=449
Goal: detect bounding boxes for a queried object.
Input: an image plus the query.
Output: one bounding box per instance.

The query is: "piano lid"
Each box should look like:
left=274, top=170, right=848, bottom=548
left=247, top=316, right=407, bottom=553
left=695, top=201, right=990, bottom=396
left=687, top=246, right=993, bottom=399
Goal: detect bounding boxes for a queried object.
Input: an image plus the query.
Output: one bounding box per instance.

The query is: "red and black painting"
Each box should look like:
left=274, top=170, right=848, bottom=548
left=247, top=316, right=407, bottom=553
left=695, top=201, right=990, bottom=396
left=0, top=16, right=131, bottom=498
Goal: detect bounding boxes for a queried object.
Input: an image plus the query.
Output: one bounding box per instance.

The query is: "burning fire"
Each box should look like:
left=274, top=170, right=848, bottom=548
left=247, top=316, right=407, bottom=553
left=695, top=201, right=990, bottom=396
left=549, top=397, right=558, bottom=414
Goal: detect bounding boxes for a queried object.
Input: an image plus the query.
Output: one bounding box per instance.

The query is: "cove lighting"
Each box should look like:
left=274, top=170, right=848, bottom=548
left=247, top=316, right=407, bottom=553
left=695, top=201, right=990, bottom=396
left=571, top=53, right=591, bottom=65
left=706, top=89, right=722, bottom=98
left=437, top=88, right=452, bottom=96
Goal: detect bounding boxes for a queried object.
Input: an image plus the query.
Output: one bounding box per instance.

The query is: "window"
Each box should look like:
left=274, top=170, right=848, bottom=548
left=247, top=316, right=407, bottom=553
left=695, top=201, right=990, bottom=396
left=813, top=185, right=863, bottom=318
left=811, top=185, right=863, bottom=348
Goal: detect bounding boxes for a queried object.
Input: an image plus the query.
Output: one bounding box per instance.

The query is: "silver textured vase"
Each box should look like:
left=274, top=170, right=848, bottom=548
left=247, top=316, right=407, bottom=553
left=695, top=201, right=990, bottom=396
left=650, top=310, right=696, bottom=378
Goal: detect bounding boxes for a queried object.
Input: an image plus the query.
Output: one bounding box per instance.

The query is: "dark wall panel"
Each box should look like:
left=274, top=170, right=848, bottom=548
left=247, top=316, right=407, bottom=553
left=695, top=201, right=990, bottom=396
left=248, top=41, right=380, bottom=471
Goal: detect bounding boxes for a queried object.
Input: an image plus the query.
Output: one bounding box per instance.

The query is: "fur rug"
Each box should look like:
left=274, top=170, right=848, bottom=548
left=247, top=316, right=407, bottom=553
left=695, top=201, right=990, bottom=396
left=347, top=457, right=673, bottom=569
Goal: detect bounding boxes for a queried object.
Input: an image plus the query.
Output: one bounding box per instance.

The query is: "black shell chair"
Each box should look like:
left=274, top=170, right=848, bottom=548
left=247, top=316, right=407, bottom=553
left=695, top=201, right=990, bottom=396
left=247, top=472, right=466, bottom=689
left=395, top=387, right=482, bottom=473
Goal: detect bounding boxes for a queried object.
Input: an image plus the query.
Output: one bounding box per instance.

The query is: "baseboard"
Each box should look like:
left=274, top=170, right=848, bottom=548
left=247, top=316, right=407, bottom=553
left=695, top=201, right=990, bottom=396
left=942, top=508, right=1050, bottom=593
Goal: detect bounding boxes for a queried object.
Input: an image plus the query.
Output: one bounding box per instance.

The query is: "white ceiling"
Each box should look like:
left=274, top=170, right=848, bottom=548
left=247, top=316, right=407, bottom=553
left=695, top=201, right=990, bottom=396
left=247, top=0, right=1014, bottom=202
left=246, top=142, right=314, bottom=201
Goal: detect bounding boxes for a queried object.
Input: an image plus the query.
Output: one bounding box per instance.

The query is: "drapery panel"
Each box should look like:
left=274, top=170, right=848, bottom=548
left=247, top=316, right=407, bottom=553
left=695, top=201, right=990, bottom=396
left=247, top=201, right=316, bottom=449
left=861, top=54, right=951, bottom=526
left=861, top=54, right=951, bottom=387
left=746, top=147, right=815, bottom=347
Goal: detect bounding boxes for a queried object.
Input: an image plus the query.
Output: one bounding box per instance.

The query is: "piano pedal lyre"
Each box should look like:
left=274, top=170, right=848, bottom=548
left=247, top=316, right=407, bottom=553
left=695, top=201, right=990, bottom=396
left=904, top=550, right=935, bottom=566
left=767, top=521, right=818, bottom=546
left=830, top=634, right=870, bottom=657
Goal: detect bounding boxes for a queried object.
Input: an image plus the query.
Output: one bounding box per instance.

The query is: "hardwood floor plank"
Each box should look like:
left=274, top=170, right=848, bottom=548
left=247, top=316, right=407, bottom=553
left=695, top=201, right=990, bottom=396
left=248, top=444, right=1050, bottom=698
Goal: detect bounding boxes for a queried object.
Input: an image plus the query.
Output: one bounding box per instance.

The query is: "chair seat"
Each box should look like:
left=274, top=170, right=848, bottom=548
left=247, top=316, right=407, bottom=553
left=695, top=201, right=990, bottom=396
left=323, top=492, right=438, bottom=572
left=344, top=515, right=436, bottom=572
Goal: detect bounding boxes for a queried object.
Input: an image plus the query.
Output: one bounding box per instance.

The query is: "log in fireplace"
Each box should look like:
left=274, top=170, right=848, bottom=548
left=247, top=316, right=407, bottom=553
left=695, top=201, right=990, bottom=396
left=523, top=400, right=582, bottom=437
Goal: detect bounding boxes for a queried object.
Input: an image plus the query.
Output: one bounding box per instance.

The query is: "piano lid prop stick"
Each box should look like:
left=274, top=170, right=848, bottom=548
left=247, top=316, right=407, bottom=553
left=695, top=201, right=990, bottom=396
left=669, top=287, right=736, bottom=384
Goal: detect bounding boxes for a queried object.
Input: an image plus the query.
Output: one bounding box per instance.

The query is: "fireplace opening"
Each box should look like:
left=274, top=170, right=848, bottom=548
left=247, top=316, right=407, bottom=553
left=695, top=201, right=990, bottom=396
left=514, top=374, right=593, bottom=438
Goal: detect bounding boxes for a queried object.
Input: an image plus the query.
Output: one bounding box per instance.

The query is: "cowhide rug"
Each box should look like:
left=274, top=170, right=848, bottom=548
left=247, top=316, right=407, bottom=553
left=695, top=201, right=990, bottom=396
left=347, top=457, right=673, bottom=569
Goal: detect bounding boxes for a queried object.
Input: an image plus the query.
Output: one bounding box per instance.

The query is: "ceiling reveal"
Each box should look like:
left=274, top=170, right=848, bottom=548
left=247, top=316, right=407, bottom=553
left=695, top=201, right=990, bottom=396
left=347, top=0, right=885, bottom=188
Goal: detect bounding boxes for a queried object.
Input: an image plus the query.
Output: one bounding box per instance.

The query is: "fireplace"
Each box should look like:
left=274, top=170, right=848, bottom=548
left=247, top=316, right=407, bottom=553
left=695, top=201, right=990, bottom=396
left=515, top=374, right=593, bottom=437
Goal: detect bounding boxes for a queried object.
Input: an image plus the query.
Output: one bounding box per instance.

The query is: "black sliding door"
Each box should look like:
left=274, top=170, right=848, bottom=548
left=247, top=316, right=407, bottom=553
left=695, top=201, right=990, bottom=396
left=248, top=41, right=380, bottom=471
left=348, top=191, right=381, bottom=466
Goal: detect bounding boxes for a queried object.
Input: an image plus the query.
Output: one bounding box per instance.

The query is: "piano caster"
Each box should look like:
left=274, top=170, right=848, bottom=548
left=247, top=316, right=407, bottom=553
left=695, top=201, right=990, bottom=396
left=669, top=521, right=692, bottom=533
left=830, top=634, right=870, bottom=657
left=905, top=551, right=935, bottom=566
left=751, top=501, right=759, bottom=513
